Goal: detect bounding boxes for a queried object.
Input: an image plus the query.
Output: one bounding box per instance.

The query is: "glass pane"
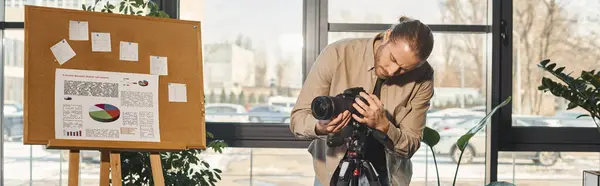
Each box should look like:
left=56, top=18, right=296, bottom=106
left=180, top=0, right=303, bottom=124
left=200, top=147, right=314, bottom=186
left=3, top=28, right=66, bottom=186
left=512, top=0, right=600, bottom=128
left=498, top=151, right=600, bottom=186
left=5, top=0, right=149, bottom=22
left=329, top=0, right=490, bottom=25
left=329, top=32, right=490, bottom=185
left=3, top=29, right=29, bottom=186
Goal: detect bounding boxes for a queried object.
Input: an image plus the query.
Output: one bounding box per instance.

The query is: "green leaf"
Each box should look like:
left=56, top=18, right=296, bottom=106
left=577, top=114, right=591, bottom=119
left=158, top=11, right=170, bottom=18
left=546, top=63, right=556, bottom=70
left=486, top=181, right=516, bottom=186
left=202, top=161, right=210, bottom=168
left=555, top=66, right=565, bottom=74
left=422, top=126, right=440, bottom=148
left=540, top=59, right=550, bottom=66
left=137, top=10, right=143, bottom=15
left=214, top=168, right=222, bottom=173
left=457, top=96, right=511, bottom=151
left=82, top=4, right=87, bottom=10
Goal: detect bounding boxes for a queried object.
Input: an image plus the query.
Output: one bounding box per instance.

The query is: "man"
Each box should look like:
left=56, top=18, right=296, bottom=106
left=290, top=16, right=435, bottom=186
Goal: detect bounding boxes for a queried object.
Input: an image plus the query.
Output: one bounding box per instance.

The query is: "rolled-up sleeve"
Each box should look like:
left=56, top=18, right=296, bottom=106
left=290, top=45, right=339, bottom=140
left=386, top=76, right=434, bottom=158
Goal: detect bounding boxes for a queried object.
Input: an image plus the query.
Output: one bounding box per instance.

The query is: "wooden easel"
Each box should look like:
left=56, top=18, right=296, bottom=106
left=68, top=150, right=165, bottom=186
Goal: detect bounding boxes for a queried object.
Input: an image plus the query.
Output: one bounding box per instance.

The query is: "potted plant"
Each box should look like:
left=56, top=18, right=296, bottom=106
left=422, top=96, right=515, bottom=186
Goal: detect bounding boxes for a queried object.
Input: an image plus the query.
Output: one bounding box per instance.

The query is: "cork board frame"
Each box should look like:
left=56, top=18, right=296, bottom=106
left=23, top=5, right=205, bottom=151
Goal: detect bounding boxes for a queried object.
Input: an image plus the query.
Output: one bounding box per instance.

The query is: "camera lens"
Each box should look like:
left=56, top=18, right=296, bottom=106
left=311, top=96, right=335, bottom=120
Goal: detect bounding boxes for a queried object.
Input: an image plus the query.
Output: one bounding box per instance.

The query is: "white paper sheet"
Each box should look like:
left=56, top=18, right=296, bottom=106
left=69, top=20, right=89, bottom=41
left=119, top=41, right=138, bottom=61
left=150, top=56, right=168, bottom=75
left=55, top=69, right=160, bottom=142
left=168, top=83, right=187, bottom=102
left=50, top=39, right=76, bottom=65
left=92, top=32, right=111, bottom=52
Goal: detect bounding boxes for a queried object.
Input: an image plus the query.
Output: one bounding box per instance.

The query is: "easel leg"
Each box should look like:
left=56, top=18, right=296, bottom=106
left=99, top=151, right=110, bottom=186
left=110, top=152, right=122, bottom=186
left=68, top=150, right=80, bottom=186
left=150, top=152, right=165, bottom=186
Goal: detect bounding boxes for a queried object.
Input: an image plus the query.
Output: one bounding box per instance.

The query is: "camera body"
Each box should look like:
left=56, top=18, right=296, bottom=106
left=310, top=87, right=394, bottom=156
left=311, top=87, right=369, bottom=121
left=310, top=87, right=372, bottom=149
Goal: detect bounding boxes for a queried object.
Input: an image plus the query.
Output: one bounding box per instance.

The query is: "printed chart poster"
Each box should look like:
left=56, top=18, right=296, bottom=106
left=55, top=68, right=160, bottom=142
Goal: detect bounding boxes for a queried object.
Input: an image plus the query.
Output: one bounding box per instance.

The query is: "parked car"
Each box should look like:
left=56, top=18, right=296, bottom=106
left=3, top=100, right=24, bottom=141
left=247, top=105, right=290, bottom=123
left=426, top=108, right=485, bottom=130
left=205, top=103, right=249, bottom=123
left=434, top=116, right=561, bottom=166
left=552, top=111, right=596, bottom=128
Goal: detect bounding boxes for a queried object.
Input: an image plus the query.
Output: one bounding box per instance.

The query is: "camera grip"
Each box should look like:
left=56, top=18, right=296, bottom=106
left=326, top=132, right=345, bottom=147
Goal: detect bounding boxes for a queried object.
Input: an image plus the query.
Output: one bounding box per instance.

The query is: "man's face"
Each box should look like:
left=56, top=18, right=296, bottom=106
left=374, top=38, right=422, bottom=79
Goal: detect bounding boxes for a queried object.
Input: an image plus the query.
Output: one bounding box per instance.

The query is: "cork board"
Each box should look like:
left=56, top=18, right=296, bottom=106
left=23, top=5, right=205, bottom=151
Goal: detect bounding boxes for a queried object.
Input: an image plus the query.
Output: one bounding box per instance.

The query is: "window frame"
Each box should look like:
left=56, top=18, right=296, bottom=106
left=495, top=0, right=600, bottom=153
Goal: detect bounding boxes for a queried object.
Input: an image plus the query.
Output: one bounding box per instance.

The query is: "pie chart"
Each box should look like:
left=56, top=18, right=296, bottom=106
left=89, top=104, right=120, bottom=122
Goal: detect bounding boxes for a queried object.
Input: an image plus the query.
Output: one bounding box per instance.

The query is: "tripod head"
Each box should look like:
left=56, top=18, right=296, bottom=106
left=326, top=119, right=394, bottom=158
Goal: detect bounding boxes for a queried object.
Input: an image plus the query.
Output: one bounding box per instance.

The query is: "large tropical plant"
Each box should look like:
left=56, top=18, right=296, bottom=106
left=537, top=59, right=600, bottom=133
left=422, top=96, right=515, bottom=186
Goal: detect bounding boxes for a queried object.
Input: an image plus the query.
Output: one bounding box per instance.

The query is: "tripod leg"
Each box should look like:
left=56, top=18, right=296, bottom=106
left=361, top=161, right=381, bottom=186
left=331, top=161, right=353, bottom=186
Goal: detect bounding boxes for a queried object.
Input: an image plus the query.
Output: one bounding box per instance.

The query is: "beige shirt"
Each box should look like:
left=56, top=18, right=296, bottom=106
left=289, top=34, right=434, bottom=186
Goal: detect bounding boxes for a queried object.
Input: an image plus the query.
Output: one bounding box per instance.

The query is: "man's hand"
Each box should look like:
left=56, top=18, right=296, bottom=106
left=315, top=110, right=351, bottom=135
left=351, top=92, right=390, bottom=133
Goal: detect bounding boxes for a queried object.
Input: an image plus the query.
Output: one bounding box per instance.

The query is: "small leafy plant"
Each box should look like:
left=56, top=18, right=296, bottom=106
left=422, top=96, right=515, bottom=186
left=120, top=132, right=228, bottom=186
left=537, top=59, right=600, bottom=133
left=82, top=0, right=169, bottom=18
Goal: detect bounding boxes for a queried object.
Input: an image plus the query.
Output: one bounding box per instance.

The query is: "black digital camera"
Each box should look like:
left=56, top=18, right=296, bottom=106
left=310, top=87, right=369, bottom=121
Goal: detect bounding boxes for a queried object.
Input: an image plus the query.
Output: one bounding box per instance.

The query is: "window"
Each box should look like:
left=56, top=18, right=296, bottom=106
left=180, top=0, right=303, bottom=124
left=5, top=0, right=91, bottom=21
left=328, top=0, right=489, bottom=25
left=498, top=152, right=600, bottom=185
left=200, top=147, right=315, bottom=185
left=512, top=0, right=600, bottom=129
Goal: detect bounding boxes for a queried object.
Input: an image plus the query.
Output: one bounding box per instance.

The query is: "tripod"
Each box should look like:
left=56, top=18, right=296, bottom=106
left=328, top=121, right=385, bottom=186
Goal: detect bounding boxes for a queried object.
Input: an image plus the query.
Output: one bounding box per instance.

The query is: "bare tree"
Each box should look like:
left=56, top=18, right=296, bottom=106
left=437, top=0, right=488, bottom=109
left=440, top=0, right=597, bottom=115
left=514, top=0, right=579, bottom=114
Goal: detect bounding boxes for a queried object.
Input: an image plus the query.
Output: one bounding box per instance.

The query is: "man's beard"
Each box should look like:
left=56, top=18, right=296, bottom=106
left=373, top=46, right=389, bottom=79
